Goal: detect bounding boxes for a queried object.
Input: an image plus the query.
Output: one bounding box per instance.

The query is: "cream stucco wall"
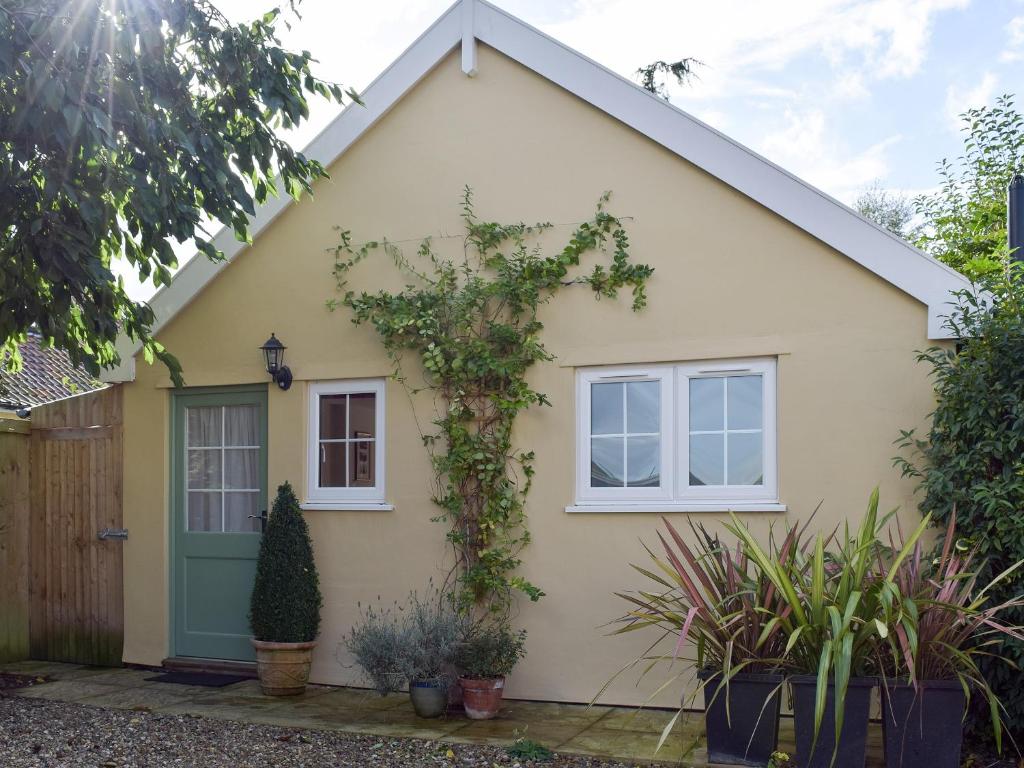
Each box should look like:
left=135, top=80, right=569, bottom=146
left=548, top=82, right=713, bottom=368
left=120, top=45, right=938, bottom=707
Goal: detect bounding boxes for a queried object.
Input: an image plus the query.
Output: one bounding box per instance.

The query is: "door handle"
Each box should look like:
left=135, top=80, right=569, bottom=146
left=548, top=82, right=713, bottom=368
left=247, top=510, right=268, bottom=533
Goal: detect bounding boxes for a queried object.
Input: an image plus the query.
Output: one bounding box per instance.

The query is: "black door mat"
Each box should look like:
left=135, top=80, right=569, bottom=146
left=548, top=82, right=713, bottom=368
left=146, top=672, right=249, bottom=687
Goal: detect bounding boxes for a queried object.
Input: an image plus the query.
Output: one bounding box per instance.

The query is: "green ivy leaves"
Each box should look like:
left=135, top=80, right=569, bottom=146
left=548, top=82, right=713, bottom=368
left=330, top=187, right=653, bottom=614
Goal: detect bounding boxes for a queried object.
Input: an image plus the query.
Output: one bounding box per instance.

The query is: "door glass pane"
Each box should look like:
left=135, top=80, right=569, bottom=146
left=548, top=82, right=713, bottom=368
left=690, top=378, right=724, bottom=431
left=225, top=448, right=259, bottom=490
left=349, top=393, right=376, bottom=439
left=319, top=442, right=346, bottom=487
left=187, top=449, right=221, bottom=489
left=626, top=381, right=660, bottom=433
left=188, top=492, right=222, bottom=532
left=591, top=435, right=624, bottom=487
left=591, top=382, right=623, bottom=435
left=728, top=432, right=763, bottom=485
left=690, top=433, right=724, bottom=486
left=320, top=395, right=347, bottom=439
left=186, top=406, right=221, bottom=447
left=224, top=405, right=259, bottom=446
left=626, top=436, right=660, bottom=487
left=224, top=492, right=260, bottom=533
left=349, top=441, right=375, bottom=487
left=727, top=376, right=762, bottom=430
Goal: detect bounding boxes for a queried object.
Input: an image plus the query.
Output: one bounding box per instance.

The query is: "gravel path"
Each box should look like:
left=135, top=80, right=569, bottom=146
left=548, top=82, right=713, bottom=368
left=0, top=697, right=664, bottom=768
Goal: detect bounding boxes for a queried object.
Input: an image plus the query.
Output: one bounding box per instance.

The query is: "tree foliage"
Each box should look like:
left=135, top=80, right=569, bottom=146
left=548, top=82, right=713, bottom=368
left=913, top=94, right=1023, bottom=279
left=0, top=0, right=356, bottom=384
left=895, top=268, right=1024, bottom=743
left=330, top=188, right=654, bottom=615
left=635, top=57, right=702, bottom=100
left=855, top=181, right=920, bottom=242
left=249, top=481, right=322, bottom=643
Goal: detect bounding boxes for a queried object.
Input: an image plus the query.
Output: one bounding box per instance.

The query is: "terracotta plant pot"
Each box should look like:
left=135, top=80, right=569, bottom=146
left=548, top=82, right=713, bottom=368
left=459, top=676, right=505, bottom=719
left=251, top=638, right=317, bottom=696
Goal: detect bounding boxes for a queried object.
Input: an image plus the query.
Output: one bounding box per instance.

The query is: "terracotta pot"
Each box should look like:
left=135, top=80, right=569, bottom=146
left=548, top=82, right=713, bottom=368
left=459, top=676, right=505, bottom=719
left=251, top=638, right=317, bottom=696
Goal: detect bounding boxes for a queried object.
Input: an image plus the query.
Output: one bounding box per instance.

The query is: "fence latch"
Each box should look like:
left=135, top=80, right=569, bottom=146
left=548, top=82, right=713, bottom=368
left=97, top=528, right=129, bottom=541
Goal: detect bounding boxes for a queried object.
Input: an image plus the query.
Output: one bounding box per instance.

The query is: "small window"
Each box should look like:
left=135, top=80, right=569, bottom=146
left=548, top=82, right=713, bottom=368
left=575, top=359, right=777, bottom=508
left=307, top=380, right=386, bottom=504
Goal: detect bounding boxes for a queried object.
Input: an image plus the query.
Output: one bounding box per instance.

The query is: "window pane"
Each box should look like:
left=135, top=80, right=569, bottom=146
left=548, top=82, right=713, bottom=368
left=727, top=376, right=762, bottom=431
left=690, top=378, right=724, bottom=431
left=225, top=448, right=259, bottom=490
left=224, top=492, right=261, bottom=533
left=591, top=436, right=624, bottom=487
left=319, top=442, right=347, bottom=487
left=728, top=432, right=764, bottom=486
left=349, top=393, right=376, bottom=439
left=349, top=441, right=376, bottom=487
left=591, top=382, right=623, bottom=435
left=626, top=381, right=660, bottom=434
left=186, top=406, right=221, bottom=447
left=320, top=395, right=347, bottom=439
left=188, top=492, right=221, bottom=532
left=187, top=449, right=221, bottom=490
left=626, top=436, right=660, bottom=487
left=689, top=433, right=724, bottom=486
left=224, top=404, right=259, bottom=446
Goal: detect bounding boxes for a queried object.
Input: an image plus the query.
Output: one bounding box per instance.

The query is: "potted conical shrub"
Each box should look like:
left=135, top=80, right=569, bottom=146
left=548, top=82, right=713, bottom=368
left=249, top=481, right=322, bottom=696
left=457, top=621, right=526, bottom=720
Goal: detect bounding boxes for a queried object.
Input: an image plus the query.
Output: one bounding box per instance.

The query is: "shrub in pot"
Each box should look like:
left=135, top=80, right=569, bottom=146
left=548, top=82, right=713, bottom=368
left=344, top=598, right=408, bottom=697
left=608, top=517, right=802, bottom=764
left=249, top=482, right=323, bottom=696
left=877, top=514, right=1024, bottom=768
left=456, top=621, right=526, bottom=719
left=729, top=489, right=927, bottom=768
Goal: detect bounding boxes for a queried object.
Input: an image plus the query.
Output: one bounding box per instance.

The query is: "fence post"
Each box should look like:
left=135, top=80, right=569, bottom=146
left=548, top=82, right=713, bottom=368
left=0, top=418, right=31, bottom=662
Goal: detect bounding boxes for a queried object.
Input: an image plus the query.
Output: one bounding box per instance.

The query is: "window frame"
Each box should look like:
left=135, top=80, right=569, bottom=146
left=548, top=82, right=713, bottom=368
left=574, top=358, right=778, bottom=509
left=306, top=379, right=386, bottom=505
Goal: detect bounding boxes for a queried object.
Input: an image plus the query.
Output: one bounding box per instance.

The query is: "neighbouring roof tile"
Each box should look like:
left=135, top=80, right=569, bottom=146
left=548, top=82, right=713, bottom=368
left=0, top=334, right=105, bottom=410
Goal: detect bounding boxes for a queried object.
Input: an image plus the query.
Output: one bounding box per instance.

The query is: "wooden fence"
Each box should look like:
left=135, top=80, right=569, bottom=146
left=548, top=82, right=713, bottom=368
left=0, top=386, right=124, bottom=666
left=0, top=418, right=30, bottom=662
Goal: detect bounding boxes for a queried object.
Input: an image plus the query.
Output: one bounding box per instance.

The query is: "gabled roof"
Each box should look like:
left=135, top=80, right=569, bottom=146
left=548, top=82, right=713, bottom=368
left=1, top=332, right=105, bottom=410
left=101, top=0, right=969, bottom=382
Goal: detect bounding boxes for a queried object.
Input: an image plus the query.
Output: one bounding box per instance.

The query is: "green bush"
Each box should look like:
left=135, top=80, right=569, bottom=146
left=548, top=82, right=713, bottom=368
left=249, top=482, right=322, bottom=643
left=457, top=621, right=526, bottom=679
left=895, top=270, right=1024, bottom=743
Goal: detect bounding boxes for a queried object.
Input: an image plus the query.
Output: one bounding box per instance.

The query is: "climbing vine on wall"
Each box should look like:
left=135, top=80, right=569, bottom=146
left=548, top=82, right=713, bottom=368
left=329, top=188, right=653, bottom=614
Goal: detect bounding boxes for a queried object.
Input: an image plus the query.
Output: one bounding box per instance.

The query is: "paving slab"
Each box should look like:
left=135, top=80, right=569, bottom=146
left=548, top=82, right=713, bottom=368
left=75, top=684, right=192, bottom=711
left=13, top=679, right=122, bottom=702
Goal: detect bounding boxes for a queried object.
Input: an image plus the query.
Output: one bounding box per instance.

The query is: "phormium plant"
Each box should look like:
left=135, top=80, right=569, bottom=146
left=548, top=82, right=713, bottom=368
left=329, top=187, right=653, bottom=614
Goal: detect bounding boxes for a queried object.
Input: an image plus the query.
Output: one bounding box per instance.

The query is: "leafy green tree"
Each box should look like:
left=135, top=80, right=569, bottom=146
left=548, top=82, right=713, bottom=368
left=635, top=58, right=702, bottom=100
left=895, top=268, right=1024, bottom=744
left=855, top=181, right=920, bottom=241
left=250, top=481, right=322, bottom=643
left=0, top=0, right=358, bottom=384
left=913, top=94, right=1023, bottom=278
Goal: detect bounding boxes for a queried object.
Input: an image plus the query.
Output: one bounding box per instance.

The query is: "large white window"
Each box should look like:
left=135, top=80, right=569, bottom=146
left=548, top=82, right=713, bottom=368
left=574, top=359, right=779, bottom=512
left=306, top=379, right=387, bottom=508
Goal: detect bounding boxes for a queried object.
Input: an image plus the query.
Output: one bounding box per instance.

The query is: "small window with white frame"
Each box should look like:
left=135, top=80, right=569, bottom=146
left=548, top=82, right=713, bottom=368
left=574, top=359, right=778, bottom=510
left=307, top=379, right=386, bottom=506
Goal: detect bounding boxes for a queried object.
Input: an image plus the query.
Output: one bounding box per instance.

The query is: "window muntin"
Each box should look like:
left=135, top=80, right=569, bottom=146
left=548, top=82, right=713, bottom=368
left=307, top=380, right=385, bottom=503
left=576, top=359, right=777, bottom=506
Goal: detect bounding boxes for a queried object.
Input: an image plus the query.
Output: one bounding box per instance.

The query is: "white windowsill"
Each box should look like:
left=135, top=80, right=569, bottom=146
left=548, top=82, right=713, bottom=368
left=300, top=501, right=395, bottom=512
left=565, top=501, right=787, bottom=514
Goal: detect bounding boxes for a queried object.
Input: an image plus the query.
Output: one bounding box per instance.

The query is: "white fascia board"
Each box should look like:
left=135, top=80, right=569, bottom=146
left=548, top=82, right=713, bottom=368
left=100, top=1, right=464, bottom=382
left=470, top=0, right=968, bottom=339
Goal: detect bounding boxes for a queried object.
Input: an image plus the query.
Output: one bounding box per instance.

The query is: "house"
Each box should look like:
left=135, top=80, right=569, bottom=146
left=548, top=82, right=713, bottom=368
left=0, top=332, right=105, bottom=418
left=98, top=0, right=969, bottom=706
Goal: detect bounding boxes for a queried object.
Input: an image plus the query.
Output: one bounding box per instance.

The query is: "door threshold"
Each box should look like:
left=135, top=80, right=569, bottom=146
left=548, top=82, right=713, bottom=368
left=161, top=656, right=257, bottom=678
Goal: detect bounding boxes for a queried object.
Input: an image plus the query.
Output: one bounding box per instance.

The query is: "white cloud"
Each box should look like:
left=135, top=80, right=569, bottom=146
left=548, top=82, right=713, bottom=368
left=1002, top=15, right=1024, bottom=61
left=758, top=108, right=901, bottom=202
left=945, top=71, right=998, bottom=131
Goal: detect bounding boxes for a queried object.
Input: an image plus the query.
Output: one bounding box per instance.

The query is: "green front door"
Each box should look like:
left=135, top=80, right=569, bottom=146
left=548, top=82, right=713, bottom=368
left=171, top=386, right=268, bottom=661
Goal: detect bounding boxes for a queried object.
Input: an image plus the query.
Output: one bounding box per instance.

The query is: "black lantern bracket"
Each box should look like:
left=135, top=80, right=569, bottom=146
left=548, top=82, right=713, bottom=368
left=259, top=333, right=293, bottom=391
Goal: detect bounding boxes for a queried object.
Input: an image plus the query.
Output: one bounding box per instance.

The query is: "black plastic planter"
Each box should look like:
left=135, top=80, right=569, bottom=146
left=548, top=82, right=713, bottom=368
left=881, top=679, right=966, bottom=768
left=791, top=675, right=875, bottom=768
left=699, top=670, right=784, bottom=766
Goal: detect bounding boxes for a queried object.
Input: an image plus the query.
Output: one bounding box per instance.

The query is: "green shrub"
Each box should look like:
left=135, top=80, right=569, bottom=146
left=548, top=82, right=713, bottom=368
left=895, top=270, right=1024, bottom=743
left=344, top=598, right=408, bottom=695
left=457, top=621, right=526, bottom=679
left=249, top=482, right=322, bottom=643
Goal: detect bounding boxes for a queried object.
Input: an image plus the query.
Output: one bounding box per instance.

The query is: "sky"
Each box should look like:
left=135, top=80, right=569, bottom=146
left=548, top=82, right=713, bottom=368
left=120, top=0, right=1024, bottom=300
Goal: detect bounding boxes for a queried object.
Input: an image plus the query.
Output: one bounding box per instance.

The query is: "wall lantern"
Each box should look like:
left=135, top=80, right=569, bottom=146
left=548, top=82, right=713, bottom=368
left=260, top=333, right=293, bottom=391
